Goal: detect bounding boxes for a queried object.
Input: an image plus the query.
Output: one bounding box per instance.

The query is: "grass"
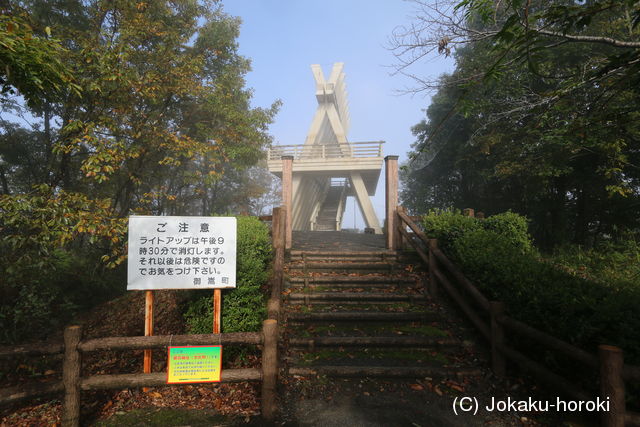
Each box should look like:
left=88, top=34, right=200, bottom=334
left=395, top=324, right=449, bottom=337
left=288, top=323, right=450, bottom=338
left=544, top=241, right=640, bottom=287
left=299, top=348, right=449, bottom=365
left=298, top=303, right=427, bottom=312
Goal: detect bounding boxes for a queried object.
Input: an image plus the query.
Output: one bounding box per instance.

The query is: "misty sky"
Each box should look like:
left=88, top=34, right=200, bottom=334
left=222, top=1, right=454, bottom=227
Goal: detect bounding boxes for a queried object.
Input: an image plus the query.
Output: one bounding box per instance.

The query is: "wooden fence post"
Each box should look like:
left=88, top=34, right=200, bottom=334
left=261, top=319, right=278, bottom=422
left=62, top=325, right=82, bottom=427
left=385, top=155, right=399, bottom=250
left=268, top=207, right=285, bottom=320
left=397, top=206, right=405, bottom=250
left=428, top=239, right=438, bottom=297
left=272, top=207, right=282, bottom=251
left=599, top=345, right=625, bottom=427
left=489, top=302, right=506, bottom=378
left=281, top=156, right=293, bottom=250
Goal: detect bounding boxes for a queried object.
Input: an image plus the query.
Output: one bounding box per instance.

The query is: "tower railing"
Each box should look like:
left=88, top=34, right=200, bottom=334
left=267, top=141, right=384, bottom=161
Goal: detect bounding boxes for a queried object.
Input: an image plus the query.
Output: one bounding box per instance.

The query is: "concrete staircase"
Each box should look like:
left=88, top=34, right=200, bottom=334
left=314, top=186, right=345, bottom=231
left=282, top=250, right=482, bottom=380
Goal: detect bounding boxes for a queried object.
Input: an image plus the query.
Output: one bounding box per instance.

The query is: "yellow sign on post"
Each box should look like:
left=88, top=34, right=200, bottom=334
left=167, top=346, right=222, bottom=384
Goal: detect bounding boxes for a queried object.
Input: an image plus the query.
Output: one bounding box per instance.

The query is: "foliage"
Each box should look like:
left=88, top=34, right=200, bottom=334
left=0, top=185, right=126, bottom=342
left=2, top=0, right=279, bottom=213
left=421, top=208, right=532, bottom=254
left=0, top=13, right=80, bottom=108
left=421, top=208, right=481, bottom=253
left=0, top=247, right=124, bottom=344
left=0, top=185, right=128, bottom=268
left=397, top=0, right=640, bottom=248
left=546, top=239, right=640, bottom=287
left=422, top=209, right=640, bottom=364
left=184, top=216, right=271, bottom=335
left=0, top=1, right=279, bottom=342
left=203, top=162, right=281, bottom=216
left=456, top=0, right=640, bottom=89
left=482, top=211, right=534, bottom=254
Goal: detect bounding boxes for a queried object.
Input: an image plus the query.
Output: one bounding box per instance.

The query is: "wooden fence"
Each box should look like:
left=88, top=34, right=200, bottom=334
left=0, top=323, right=277, bottom=427
left=0, top=207, right=288, bottom=426
left=396, top=208, right=640, bottom=427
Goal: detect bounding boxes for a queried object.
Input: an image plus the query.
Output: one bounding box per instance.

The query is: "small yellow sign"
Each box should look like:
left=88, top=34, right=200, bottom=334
left=167, top=346, right=222, bottom=384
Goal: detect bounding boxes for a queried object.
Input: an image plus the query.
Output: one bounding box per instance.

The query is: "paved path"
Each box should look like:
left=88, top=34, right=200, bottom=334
left=292, top=231, right=386, bottom=252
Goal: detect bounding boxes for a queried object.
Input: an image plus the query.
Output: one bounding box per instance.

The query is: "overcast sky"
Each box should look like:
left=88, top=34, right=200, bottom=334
left=222, top=1, right=454, bottom=227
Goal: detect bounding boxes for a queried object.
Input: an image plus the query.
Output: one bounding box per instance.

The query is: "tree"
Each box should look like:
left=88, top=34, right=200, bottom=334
left=0, top=11, right=80, bottom=109
left=390, top=0, right=640, bottom=93
left=2, top=0, right=279, bottom=236
left=396, top=0, right=640, bottom=247
left=0, top=0, right=279, bottom=342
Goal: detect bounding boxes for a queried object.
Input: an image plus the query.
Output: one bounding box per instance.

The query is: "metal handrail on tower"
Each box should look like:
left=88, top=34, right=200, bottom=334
left=267, top=141, right=384, bottom=161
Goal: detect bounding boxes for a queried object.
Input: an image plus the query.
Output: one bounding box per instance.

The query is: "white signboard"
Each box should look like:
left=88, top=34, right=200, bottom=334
left=127, top=216, right=236, bottom=290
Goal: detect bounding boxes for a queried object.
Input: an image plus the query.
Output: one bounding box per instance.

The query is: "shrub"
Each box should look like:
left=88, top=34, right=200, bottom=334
left=548, top=239, right=640, bottom=285
left=0, top=188, right=127, bottom=343
left=0, top=249, right=124, bottom=343
left=482, top=211, right=534, bottom=254
left=184, top=216, right=271, bottom=335
left=422, top=208, right=533, bottom=255
left=422, top=209, right=640, bottom=365
left=421, top=208, right=481, bottom=253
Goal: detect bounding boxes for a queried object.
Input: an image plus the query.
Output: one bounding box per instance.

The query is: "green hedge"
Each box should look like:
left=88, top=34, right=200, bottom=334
left=184, top=216, right=271, bottom=334
left=421, top=209, right=640, bottom=364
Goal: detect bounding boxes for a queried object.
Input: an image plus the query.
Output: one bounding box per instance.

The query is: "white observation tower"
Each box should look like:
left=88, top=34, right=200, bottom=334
left=267, top=63, right=383, bottom=234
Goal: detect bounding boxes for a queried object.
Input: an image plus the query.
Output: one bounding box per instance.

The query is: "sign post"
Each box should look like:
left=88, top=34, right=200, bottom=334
left=213, top=289, right=222, bottom=333
left=143, top=290, right=154, bottom=391
left=127, top=216, right=237, bottom=378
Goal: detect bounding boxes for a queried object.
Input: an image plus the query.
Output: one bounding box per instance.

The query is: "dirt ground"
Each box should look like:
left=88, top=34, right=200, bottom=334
left=0, top=290, right=261, bottom=426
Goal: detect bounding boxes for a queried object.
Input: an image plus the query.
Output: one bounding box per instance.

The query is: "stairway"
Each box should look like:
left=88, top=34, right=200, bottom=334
left=314, top=185, right=345, bottom=231
left=282, top=250, right=482, bottom=380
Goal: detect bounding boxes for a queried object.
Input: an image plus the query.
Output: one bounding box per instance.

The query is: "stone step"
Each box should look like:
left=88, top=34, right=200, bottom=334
left=288, top=365, right=482, bottom=379
left=291, top=258, right=400, bottom=264
left=287, top=322, right=453, bottom=339
left=286, top=285, right=421, bottom=294
left=287, top=292, right=421, bottom=304
left=291, top=257, right=397, bottom=264
left=288, top=275, right=415, bottom=284
left=286, top=279, right=418, bottom=291
left=287, top=311, right=439, bottom=322
left=288, top=262, right=398, bottom=274
left=315, top=225, right=336, bottom=231
left=290, top=250, right=398, bottom=259
left=288, top=336, right=462, bottom=348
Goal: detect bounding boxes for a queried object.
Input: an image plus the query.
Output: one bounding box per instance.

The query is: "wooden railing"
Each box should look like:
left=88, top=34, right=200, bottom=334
left=265, top=206, right=286, bottom=322
left=396, top=208, right=640, bottom=427
left=0, top=324, right=277, bottom=427
left=1, top=208, right=288, bottom=426
left=267, top=141, right=384, bottom=161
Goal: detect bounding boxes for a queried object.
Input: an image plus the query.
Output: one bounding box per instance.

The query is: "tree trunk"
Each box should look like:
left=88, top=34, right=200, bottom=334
left=0, top=166, right=9, bottom=194
left=574, top=182, right=588, bottom=245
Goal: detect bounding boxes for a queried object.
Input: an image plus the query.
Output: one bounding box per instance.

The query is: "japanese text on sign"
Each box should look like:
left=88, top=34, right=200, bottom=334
left=127, top=216, right=236, bottom=290
left=167, top=346, right=222, bottom=384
